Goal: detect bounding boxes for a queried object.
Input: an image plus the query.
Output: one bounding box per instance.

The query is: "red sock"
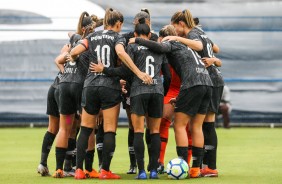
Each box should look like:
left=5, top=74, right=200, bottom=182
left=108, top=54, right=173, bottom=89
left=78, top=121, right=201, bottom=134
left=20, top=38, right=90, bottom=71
left=159, top=118, right=171, bottom=165
left=186, top=124, right=192, bottom=166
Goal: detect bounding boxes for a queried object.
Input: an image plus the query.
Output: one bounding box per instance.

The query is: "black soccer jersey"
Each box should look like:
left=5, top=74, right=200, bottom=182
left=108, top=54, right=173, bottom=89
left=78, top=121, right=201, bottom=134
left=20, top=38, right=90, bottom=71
left=59, top=50, right=90, bottom=84
left=83, top=30, right=126, bottom=90
left=126, top=43, right=166, bottom=97
left=135, top=39, right=213, bottom=91
left=187, top=27, right=224, bottom=87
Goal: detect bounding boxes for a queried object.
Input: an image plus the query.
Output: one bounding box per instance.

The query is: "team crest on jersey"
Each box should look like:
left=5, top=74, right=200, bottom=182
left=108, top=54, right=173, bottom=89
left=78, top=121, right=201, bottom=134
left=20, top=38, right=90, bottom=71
left=69, top=61, right=76, bottom=66
left=138, top=46, right=148, bottom=50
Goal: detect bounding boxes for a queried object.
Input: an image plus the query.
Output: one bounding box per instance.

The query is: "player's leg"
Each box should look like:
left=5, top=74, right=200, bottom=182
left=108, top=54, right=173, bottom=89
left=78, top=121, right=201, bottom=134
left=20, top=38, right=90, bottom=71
left=38, top=86, right=59, bottom=176
left=202, top=86, right=223, bottom=177
left=84, top=130, right=99, bottom=178
left=75, top=86, right=98, bottom=179
left=96, top=118, right=104, bottom=171
left=158, top=103, right=174, bottom=173
left=131, top=113, right=146, bottom=179
left=126, top=106, right=137, bottom=174
left=174, top=112, right=190, bottom=163
left=185, top=123, right=192, bottom=167
left=99, top=103, right=121, bottom=179
left=190, top=86, right=212, bottom=178
left=190, top=113, right=206, bottom=177
left=54, top=113, right=74, bottom=178
left=63, top=116, right=77, bottom=177
left=38, top=115, right=59, bottom=176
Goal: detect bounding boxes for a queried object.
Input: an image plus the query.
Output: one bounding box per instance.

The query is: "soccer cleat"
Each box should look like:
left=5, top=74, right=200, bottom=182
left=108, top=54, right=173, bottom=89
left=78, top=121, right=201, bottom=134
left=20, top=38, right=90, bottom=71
left=135, top=170, right=147, bottom=179
left=127, top=166, right=137, bottom=174
left=190, top=167, right=201, bottom=178
left=99, top=169, right=121, bottom=179
left=85, top=168, right=99, bottom=178
left=149, top=170, right=159, bottom=179
left=201, top=167, right=218, bottom=177
left=74, top=169, right=86, bottom=179
left=157, top=163, right=165, bottom=174
left=37, top=164, right=51, bottom=176
left=63, top=168, right=75, bottom=177
left=52, top=169, right=64, bottom=178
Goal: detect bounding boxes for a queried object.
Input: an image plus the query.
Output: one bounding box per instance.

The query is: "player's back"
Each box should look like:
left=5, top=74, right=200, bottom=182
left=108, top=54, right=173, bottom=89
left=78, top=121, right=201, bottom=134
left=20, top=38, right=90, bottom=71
left=126, top=43, right=166, bottom=97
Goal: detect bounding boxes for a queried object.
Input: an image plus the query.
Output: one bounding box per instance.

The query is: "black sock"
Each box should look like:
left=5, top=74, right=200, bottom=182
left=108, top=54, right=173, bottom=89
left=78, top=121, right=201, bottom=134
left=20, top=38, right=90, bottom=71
left=101, top=132, right=116, bottom=171
left=133, top=132, right=145, bottom=171
left=128, top=128, right=136, bottom=167
left=76, top=126, right=93, bottom=170
left=203, top=122, right=218, bottom=169
left=192, top=146, right=204, bottom=168
left=56, top=147, right=67, bottom=170
left=64, top=138, right=76, bottom=171
left=96, top=124, right=104, bottom=168
left=145, top=128, right=151, bottom=170
left=40, top=131, right=56, bottom=166
left=176, top=146, right=188, bottom=163
left=85, top=150, right=94, bottom=171
left=150, top=133, right=161, bottom=171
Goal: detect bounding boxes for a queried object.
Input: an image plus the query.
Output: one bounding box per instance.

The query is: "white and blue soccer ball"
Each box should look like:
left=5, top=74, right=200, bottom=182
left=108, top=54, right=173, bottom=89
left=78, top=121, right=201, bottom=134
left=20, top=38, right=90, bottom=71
left=166, top=158, right=189, bottom=180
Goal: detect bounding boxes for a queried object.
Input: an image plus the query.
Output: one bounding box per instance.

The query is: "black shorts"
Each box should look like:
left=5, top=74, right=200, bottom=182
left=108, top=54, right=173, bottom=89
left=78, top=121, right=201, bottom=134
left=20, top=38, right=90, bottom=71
left=175, top=85, right=212, bottom=116
left=58, top=83, right=83, bottom=115
left=81, top=86, right=122, bottom=115
left=209, top=86, right=224, bottom=113
left=131, top=93, right=164, bottom=118
left=46, top=85, right=59, bottom=117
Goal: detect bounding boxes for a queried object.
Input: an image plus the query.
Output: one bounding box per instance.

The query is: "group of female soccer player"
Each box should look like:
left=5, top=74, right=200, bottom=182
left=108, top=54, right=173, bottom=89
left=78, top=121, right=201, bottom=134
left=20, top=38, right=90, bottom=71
left=37, top=7, right=224, bottom=180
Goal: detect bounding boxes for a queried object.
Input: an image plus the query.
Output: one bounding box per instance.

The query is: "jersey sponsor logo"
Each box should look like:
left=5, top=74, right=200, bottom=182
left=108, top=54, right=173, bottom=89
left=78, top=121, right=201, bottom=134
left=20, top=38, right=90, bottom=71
left=91, top=34, right=114, bottom=41
left=64, top=67, right=77, bottom=74
left=93, top=72, right=105, bottom=76
left=196, top=67, right=209, bottom=74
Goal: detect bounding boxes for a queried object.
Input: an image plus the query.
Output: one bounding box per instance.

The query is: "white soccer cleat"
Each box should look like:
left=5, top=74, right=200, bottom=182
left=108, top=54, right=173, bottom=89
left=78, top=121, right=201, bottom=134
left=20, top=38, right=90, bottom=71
left=37, top=164, right=51, bottom=176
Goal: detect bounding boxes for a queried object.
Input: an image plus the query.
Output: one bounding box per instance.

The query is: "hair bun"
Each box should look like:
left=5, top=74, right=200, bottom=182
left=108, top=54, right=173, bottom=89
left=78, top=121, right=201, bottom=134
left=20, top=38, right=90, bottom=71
left=138, top=17, right=146, bottom=24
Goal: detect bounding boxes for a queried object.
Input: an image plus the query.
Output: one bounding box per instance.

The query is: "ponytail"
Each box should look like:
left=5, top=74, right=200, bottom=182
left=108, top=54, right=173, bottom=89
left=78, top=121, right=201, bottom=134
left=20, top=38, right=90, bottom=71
left=77, top=11, right=92, bottom=35
left=103, top=8, right=124, bottom=28
left=171, top=9, right=195, bottom=29
left=134, top=17, right=150, bottom=36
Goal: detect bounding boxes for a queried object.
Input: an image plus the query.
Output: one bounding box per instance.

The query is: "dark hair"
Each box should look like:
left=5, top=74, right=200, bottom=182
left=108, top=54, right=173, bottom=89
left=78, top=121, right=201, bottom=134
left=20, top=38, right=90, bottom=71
left=171, top=9, right=195, bottom=28
left=193, top=17, right=199, bottom=25
left=134, top=8, right=150, bottom=21
left=77, top=11, right=93, bottom=35
left=134, top=17, right=150, bottom=36
left=104, top=8, right=124, bottom=28
left=159, top=25, right=177, bottom=37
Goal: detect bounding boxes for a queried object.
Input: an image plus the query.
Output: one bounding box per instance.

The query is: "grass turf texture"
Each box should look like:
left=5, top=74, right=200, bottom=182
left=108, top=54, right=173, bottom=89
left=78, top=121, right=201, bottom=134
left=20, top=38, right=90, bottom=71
left=0, top=127, right=281, bottom=184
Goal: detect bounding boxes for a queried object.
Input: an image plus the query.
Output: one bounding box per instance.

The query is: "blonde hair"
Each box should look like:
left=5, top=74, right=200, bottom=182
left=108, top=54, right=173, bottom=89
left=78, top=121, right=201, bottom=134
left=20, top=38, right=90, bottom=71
left=171, top=9, right=195, bottom=29
left=103, top=8, right=124, bottom=28
left=159, top=25, right=177, bottom=37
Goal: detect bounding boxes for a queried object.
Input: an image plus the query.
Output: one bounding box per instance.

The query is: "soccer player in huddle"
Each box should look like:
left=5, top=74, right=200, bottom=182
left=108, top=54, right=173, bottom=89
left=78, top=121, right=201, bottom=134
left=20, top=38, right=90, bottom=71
left=121, top=8, right=159, bottom=174
left=131, top=23, right=214, bottom=178
left=52, top=11, right=98, bottom=178
left=90, top=17, right=171, bottom=179
left=166, top=9, right=224, bottom=177
left=37, top=11, right=97, bottom=177
left=70, top=8, right=152, bottom=180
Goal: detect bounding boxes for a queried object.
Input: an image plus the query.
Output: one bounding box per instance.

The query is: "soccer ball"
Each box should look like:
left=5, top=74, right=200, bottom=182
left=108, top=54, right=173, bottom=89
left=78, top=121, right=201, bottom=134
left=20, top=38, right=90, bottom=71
left=166, top=158, right=189, bottom=180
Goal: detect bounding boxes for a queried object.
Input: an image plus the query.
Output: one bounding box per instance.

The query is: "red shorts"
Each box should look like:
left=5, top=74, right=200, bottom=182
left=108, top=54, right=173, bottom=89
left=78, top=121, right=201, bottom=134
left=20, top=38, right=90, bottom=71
left=164, top=87, right=180, bottom=104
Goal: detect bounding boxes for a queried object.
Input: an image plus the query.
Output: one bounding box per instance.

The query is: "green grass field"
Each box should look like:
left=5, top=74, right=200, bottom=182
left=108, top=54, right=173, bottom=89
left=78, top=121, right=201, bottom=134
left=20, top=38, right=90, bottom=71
left=0, top=127, right=281, bottom=184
